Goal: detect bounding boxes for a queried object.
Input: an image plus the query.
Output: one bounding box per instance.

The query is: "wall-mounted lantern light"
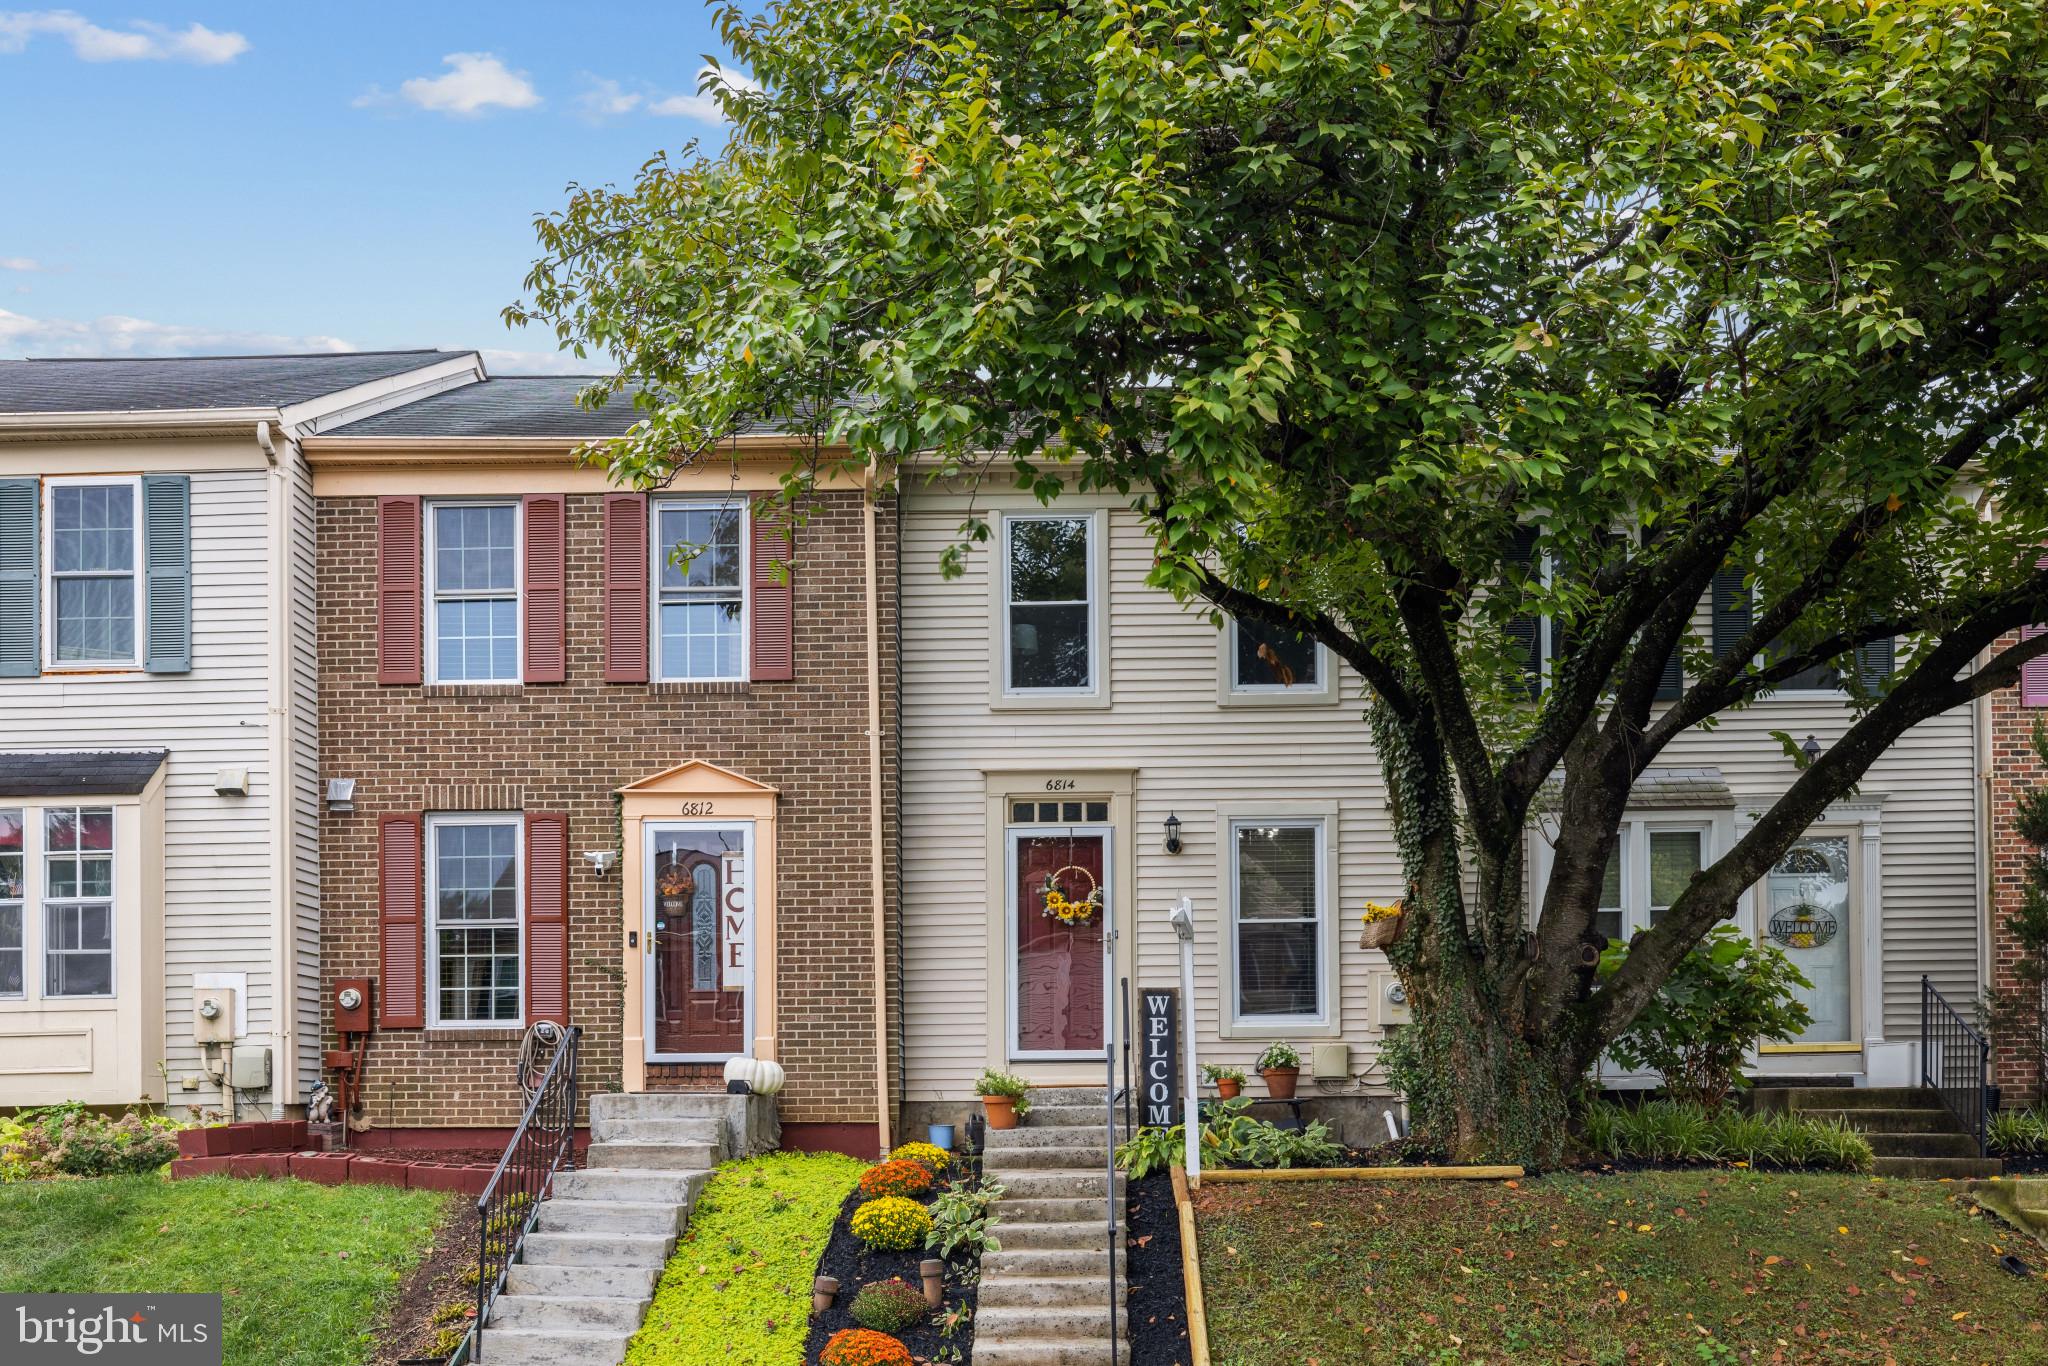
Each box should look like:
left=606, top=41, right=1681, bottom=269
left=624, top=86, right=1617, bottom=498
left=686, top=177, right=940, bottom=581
left=1163, top=812, right=1183, bottom=856
left=1801, top=734, right=1823, bottom=765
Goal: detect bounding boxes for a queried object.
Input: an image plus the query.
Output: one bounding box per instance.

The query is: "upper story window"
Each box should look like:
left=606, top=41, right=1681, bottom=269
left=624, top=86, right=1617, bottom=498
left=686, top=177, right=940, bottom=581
left=1003, top=513, right=1096, bottom=694
left=427, top=814, right=522, bottom=1026
left=655, top=501, right=745, bottom=682
left=0, top=809, right=22, bottom=997
left=1223, top=615, right=1334, bottom=704
left=1230, top=818, right=1329, bottom=1025
left=427, top=502, right=521, bottom=684
left=43, top=806, right=114, bottom=998
left=47, top=478, right=139, bottom=668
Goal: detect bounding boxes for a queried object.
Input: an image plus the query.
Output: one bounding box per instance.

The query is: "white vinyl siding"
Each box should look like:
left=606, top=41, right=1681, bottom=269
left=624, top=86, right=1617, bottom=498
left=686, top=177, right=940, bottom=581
left=0, top=467, right=280, bottom=1106
left=900, top=490, right=1982, bottom=1101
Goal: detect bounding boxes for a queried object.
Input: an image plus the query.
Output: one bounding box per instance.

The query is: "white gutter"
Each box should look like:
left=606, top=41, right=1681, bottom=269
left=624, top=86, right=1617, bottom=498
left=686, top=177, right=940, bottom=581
left=0, top=406, right=281, bottom=439
left=863, top=469, right=893, bottom=1155
left=264, top=421, right=298, bottom=1115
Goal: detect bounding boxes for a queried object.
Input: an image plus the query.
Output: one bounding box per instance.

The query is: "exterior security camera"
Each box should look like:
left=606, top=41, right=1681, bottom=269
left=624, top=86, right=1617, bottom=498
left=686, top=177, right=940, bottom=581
left=583, top=850, right=618, bottom=877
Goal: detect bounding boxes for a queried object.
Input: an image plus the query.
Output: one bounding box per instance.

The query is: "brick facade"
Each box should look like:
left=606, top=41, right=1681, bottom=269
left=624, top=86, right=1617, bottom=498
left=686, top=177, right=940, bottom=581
left=1987, top=629, right=2045, bottom=1103
left=318, top=490, right=898, bottom=1146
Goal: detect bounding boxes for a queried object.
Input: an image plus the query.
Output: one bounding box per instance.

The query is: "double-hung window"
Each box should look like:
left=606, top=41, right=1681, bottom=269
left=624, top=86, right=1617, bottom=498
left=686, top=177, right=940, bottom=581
left=1002, top=513, right=1096, bottom=694
left=1587, top=822, right=1707, bottom=943
left=427, top=815, right=522, bottom=1026
left=1224, top=615, right=1332, bottom=703
left=47, top=478, right=140, bottom=668
left=1229, top=819, right=1329, bottom=1025
left=0, top=809, right=22, bottom=997
left=654, top=501, right=746, bottom=681
left=43, top=806, right=114, bottom=998
left=427, top=502, right=520, bottom=684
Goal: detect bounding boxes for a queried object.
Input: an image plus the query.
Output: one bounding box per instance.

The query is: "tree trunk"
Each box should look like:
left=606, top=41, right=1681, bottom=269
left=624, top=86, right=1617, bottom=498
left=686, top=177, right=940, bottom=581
left=1375, top=703, right=1580, bottom=1167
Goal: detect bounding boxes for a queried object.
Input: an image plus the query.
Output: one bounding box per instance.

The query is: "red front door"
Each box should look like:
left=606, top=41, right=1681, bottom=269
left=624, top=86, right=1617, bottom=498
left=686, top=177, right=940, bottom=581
left=651, top=827, right=747, bottom=1057
left=1013, top=830, right=1108, bottom=1056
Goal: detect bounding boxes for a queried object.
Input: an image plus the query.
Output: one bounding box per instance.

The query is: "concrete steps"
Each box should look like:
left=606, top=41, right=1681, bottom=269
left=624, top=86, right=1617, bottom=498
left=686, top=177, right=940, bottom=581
left=479, top=1092, right=743, bottom=1366
left=973, top=1088, right=1129, bottom=1362
left=1774, top=1086, right=2003, bottom=1180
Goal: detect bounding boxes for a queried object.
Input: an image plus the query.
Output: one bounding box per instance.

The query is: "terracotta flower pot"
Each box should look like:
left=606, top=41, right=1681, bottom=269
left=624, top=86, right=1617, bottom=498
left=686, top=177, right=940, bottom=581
left=1261, top=1066, right=1299, bottom=1100
left=981, top=1094, right=1019, bottom=1130
left=1215, top=1078, right=1241, bottom=1100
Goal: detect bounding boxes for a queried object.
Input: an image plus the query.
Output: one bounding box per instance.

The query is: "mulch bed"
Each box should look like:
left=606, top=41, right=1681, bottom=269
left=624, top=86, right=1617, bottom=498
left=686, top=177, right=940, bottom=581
left=803, top=1171, right=980, bottom=1364
left=1124, top=1171, right=1190, bottom=1366
left=368, top=1198, right=482, bottom=1366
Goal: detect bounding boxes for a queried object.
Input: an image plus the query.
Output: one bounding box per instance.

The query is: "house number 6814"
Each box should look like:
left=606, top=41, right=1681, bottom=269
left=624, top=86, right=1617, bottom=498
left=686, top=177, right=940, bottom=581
left=1044, top=779, right=1076, bottom=791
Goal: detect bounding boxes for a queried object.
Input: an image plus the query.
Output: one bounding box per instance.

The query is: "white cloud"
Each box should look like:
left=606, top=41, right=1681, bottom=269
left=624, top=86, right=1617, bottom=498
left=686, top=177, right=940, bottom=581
left=0, top=257, right=38, bottom=272
left=645, top=64, right=758, bottom=124
left=478, top=346, right=613, bottom=376
left=574, top=75, right=641, bottom=121
left=359, top=52, right=540, bottom=117
left=0, top=307, right=356, bottom=358
left=0, top=10, right=248, bottom=63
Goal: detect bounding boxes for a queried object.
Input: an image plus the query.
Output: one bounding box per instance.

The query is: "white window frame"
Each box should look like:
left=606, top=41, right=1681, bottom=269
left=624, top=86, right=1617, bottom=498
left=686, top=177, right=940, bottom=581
left=650, top=497, right=750, bottom=684
left=1219, top=616, right=1336, bottom=706
left=40, top=805, right=116, bottom=1001
left=1218, top=810, right=1340, bottom=1038
left=0, top=806, right=24, bottom=1000
left=1535, top=814, right=1715, bottom=943
left=993, top=508, right=1108, bottom=706
left=43, top=475, right=143, bottom=672
left=425, top=812, right=525, bottom=1029
left=424, top=499, right=524, bottom=686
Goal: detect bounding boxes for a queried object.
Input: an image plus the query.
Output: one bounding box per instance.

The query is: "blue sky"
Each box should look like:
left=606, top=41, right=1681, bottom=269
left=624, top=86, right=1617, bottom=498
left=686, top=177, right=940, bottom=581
left=0, top=3, right=741, bottom=371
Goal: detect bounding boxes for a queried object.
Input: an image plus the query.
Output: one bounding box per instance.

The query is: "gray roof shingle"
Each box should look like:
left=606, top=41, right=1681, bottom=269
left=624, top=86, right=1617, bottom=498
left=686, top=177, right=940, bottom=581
left=0, top=750, right=168, bottom=797
left=323, top=376, right=814, bottom=439
left=0, top=351, right=469, bottom=414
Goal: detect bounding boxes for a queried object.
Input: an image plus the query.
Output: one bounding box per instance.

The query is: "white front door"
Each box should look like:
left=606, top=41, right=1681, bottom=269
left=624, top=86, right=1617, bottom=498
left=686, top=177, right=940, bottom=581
left=644, top=820, right=754, bottom=1063
left=1764, top=835, right=1855, bottom=1044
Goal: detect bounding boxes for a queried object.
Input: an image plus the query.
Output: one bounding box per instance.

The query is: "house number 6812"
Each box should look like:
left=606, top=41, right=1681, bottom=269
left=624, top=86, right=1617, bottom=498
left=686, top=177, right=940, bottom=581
left=678, top=801, right=715, bottom=816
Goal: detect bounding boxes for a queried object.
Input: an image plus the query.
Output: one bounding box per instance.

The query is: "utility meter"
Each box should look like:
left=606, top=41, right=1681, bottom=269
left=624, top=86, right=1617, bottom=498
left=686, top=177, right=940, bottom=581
left=193, top=987, right=237, bottom=1044
left=334, top=977, right=373, bottom=1034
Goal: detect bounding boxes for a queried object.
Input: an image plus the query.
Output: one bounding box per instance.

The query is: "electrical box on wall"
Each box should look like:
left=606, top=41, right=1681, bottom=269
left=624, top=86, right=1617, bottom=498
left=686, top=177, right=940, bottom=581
left=334, top=977, right=372, bottom=1035
left=1311, top=1042, right=1351, bottom=1080
left=1370, top=970, right=1412, bottom=1027
left=192, top=987, right=237, bottom=1044
left=230, top=1046, right=271, bottom=1091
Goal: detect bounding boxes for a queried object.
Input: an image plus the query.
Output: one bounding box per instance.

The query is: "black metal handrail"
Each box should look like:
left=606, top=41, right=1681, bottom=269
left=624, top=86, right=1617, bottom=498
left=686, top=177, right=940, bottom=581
left=471, top=1024, right=581, bottom=1362
left=1920, top=976, right=1989, bottom=1157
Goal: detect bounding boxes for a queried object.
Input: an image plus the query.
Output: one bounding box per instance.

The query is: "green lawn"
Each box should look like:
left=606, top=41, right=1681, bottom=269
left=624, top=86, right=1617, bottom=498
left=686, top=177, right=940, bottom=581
left=0, top=1176, right=453, bottom=1366
left=1196, top=1171, right=2048, bottom=1365
left=626, top=1151, right=866, bottom=1366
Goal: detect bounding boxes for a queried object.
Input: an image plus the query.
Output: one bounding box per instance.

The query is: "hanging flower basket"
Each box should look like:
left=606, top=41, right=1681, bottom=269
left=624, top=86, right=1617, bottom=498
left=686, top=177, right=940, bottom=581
left=1359, top=899, right=1405, bottom=950
left=1041, top=864, right=1102, bottom=925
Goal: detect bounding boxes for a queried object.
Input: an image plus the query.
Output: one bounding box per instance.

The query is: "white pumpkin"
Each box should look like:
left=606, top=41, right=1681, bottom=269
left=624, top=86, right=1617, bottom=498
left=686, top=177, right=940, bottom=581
left=752, top=1060, right=786, bottom=1095
left=723, top=1056, right=760, bottom=1091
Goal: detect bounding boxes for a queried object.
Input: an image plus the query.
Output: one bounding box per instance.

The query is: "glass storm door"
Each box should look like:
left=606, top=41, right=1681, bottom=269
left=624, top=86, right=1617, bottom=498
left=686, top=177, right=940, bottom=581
left=1009, top=826, right=1111, bottom=1060
left=648, top=824, right=751, bottom=1059
left=1765, top=836, right=1853, bottom=1045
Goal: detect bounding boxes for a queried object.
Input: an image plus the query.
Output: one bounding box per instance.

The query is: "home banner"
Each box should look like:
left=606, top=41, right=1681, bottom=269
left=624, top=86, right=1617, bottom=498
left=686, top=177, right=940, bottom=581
left=1139, top=986, right=1181, bottom=1128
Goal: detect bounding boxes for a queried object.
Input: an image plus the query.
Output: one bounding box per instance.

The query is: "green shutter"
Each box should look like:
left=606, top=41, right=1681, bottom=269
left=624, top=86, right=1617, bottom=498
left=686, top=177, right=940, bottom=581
left=0, top=478, right=37, bottom=677
left=1655, top=637, right=1683, bottom=700
left=1854, top=633, right=1896, bottom=692
left=1711, top=564, right=1752, bottom=660
left=142, top=474, right=191, bottom=674
left=1504, top=526, right=1541, bottom=692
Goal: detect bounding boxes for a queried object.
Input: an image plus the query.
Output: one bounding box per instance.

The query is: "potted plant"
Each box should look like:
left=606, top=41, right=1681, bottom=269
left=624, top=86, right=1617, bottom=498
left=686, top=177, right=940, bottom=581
left=1257, top=1042, right=1301, bottom=1100
left=1201, top=1063, right=1247, bottom=1100
left=974, top=1068, right=1032, bottom=1130
left=1359, top=899, right=1405, bottom=950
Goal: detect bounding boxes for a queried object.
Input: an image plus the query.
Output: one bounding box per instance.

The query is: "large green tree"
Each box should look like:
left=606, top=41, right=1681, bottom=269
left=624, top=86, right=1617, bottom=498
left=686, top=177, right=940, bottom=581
left=510, top=0, right=2048, bottom=1162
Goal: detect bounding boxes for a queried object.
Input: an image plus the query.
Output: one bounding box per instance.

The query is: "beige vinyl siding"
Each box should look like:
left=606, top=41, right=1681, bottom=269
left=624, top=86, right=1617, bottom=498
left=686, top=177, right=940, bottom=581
left=901, top=489, right=1982, bottom=1101
left=0, top=466, right=281, bottom=1111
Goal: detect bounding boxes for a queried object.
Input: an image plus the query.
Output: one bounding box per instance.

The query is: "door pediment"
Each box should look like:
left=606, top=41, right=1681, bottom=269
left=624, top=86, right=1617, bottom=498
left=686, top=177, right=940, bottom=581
left=617, top=759, right=779, bottom=799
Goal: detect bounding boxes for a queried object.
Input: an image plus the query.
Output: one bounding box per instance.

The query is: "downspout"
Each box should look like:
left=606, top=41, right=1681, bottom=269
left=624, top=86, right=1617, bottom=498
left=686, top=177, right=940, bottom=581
left=864, top=470, right=893, bottom=1155
left=1972, top=488, right=1996, bottom=1016
left=259, top=420, right=298, bottom=1116
left=894, top=489, right=907, bottom=1123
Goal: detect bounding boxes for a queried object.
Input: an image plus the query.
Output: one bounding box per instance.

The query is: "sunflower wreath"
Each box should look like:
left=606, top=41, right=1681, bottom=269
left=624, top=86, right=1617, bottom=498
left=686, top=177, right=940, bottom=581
left=1041, top=864, right=1102, bottom=925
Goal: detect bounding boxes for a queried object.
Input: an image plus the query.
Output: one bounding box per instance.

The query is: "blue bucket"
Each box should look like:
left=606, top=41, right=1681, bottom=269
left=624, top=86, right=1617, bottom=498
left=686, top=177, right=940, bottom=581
left=927, top=1122, right=956, bottom=1152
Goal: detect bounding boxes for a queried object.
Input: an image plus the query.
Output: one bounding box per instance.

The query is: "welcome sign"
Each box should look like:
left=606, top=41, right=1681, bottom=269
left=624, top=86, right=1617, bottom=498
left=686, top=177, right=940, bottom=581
left=1139, top=987, right=1181, bottom=1128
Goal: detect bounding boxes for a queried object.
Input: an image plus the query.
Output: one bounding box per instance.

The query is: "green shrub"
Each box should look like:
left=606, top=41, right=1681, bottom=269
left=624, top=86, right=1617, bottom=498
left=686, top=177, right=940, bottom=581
left=1579, top=1100, right=1872, bottom=1172
left=850, top=1277, right=928, bottom=1334
left=1115, top=1098, right=1344, bottom=1176
left=1113, top=1126, right=1184, bottom=1180
left=1989, top=1107, right=2048, bottom=1157
left=1597, top=926, right=1814, bottom=1108
left=926, top=1177, right=1003, bottom=1260
left=0, top=1104, right=185, bottom=1183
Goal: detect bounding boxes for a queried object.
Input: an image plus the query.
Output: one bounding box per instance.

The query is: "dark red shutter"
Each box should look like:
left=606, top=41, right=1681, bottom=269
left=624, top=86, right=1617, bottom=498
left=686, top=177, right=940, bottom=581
left=603, top=493, right=649, bottom=683
left=525, top=813, right=571, bottom=1026
left=376, top=497, right=423, bottom=685
left=749, top=502, right=794, bottom=681
left=377, top=814, right=425, bottom=1028
left=523, top=494, right=566, bottom=683
left=2025, top=626, right=2048, bottom=707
